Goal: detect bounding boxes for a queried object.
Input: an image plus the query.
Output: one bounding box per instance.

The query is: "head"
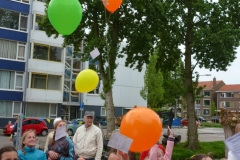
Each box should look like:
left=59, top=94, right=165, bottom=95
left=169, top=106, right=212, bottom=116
left=21, top=130, right=36, bottom=149
left=53, top=117, right=62, bottom=126
left=235, top=123, right=240, bottom=134
left=189, top=154, right=212, bottom=160
left=84, top=111, right=95, bottom=128
left=146, top=144, right=166, bottom=160
left=108, top=152, right=122, bottom=160
left=0, top=146, right=17, bottom=160
left=54, top=120, right=67, bottom=131
left=14, top=116, right=18, bottom=122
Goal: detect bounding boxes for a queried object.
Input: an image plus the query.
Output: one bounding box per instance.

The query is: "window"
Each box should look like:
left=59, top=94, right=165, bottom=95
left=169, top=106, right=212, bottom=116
left=226, top=102, right=234, bottom=108
left=204, top=91, right=210, bottom=97
left=0, top=39, right=26, bottom=61
left=0, top=70, right=23, bottom=90
left=14, top=0, right=29, bottom=3
left=196, top=99, right=200, bottom=105
left=203, top=100, right=210, bottom=106
left=33, top=44, right=63, bottom=62
left=35, top=15, right=44, bottom=31
left=226, top=93, right=234, bottom=98
left=31, top=73, right=61, bottom=90
left=203, top=109, right=210, bottom=116
left=26, top=103, right=57, bottom=118
left=101, top=107, right=106, bottom=116
left=0, top=9, right=28, bottom=31
left=220, top=93, right=225, bottom=98
left=37, top=0, right=46, bottom=2
left=0, top=101, right=22, bottom=117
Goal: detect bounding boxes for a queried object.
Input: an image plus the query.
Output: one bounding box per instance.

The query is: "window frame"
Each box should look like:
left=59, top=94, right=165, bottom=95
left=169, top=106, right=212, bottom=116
left=0, top=70, right=24, bottom=91
left=101, top=107, right=106, bottom=116
left=204, top=91, right=210, bottom=97
left=0, top=101, right=22, bottom=117
left=203, top=99, right=210, bottom=106
left=203, top=109, right=210, bottom=116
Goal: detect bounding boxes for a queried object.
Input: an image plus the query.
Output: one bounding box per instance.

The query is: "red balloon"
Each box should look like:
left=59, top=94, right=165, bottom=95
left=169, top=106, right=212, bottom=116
left=120, top=107, right=162, bottom=152
left=102, top=0, right=122, bottom=13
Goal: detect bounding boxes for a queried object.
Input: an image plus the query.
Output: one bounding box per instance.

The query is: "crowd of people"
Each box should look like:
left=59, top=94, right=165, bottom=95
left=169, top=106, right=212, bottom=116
left=1, top=110, right=226, bottom=160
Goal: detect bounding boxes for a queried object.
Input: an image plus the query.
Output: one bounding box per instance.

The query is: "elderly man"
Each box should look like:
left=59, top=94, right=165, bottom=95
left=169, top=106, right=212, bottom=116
left=73, top=111, right=103, bottom=160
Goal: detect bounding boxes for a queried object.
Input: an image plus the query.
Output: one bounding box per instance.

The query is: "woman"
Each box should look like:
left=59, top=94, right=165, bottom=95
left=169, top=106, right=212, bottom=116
left=18, top=130, right=46, bottom=160
left=46, top=120, right=74, bottom=160
left=189, top=154, right=212, bottom=160
left=0, top=146, right=18, bottom=160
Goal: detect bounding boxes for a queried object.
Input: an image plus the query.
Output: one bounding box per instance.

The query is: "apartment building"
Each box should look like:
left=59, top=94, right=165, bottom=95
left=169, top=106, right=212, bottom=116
left=216, top=84, right=240, bottom=111
left=182, top=77, right=225, bottom=120
left=0, top=0, right=146, bottom=128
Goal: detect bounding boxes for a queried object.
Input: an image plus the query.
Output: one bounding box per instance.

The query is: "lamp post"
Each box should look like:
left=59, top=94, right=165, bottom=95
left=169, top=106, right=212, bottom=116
left=175, top=98, right=178, bottom=117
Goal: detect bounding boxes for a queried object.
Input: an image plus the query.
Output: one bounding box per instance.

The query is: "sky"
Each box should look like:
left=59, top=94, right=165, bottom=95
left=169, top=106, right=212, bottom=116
left=195, top=47, right=240, bottom=84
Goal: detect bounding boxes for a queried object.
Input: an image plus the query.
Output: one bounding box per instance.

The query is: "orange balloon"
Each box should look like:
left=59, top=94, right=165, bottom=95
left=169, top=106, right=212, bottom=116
left=120, top=107, right=162, bottom=152
left=102, top=0, right=122, bottom=13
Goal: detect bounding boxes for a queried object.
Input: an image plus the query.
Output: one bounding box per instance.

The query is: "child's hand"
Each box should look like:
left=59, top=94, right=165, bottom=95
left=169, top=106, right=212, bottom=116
left=117, top=150, right=130, bottom=160
left=168, top=126, right=173, bottom=137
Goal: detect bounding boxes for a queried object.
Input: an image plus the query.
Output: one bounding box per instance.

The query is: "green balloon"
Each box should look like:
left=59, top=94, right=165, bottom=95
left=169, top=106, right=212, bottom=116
left=48, top=0, right=82, bottom=35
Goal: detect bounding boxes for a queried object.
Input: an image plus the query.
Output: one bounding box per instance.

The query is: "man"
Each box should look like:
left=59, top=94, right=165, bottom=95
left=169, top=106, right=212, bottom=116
left=73, top=111, right=103, bottom=160
left=12, top=116, right=18, bottom=148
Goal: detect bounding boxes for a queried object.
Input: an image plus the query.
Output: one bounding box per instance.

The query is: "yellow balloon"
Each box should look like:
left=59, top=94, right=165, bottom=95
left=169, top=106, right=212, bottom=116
left=75, top=69, right=99, bottom=93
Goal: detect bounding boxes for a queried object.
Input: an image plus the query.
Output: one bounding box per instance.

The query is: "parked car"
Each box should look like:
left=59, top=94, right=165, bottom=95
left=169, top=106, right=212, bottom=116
left=67, top=118, right=84, bottom=136
left=211, top=116, right=219, bottom=123
left=197, top=116, right=207, bottom=122
left=3, top=118, right=48, bottom=136
left=181, top=118, right=188, bottom=127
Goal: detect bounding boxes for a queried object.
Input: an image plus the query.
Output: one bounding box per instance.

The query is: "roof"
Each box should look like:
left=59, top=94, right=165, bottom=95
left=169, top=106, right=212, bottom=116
left=198, top=81, right=223, bottom=90
left=216, top=84, right=240, bottom=92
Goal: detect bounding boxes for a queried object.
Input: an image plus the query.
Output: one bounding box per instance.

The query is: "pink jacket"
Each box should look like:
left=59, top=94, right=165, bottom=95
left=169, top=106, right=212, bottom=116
left=148, top=137, right=174, bottom=160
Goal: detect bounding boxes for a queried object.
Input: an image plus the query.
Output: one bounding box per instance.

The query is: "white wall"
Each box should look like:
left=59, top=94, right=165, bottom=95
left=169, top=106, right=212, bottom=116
left=26, top=88, right=63, bottom=103
left=32, top=1, right=45, bottom=15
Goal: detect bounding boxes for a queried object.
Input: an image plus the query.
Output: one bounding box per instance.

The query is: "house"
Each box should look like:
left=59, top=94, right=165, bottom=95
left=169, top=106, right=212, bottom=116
left=0, top=0, right=146, bottom=128
left=216, top=84, right=240, bottom=111
left=181, top=77, right=225, bottom=120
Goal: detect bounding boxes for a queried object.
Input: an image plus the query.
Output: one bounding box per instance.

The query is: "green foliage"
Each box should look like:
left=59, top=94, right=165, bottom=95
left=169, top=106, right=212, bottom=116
left=210, top=101, right=217, bottom=116
left=201, top=122, right=222, bottom=128
left=140, top=54, right=164, bottom=108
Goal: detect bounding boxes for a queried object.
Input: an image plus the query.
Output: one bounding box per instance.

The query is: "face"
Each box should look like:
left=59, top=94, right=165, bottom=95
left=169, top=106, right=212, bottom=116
left=84, top=116, right=94, bottom=127
left=108, top=153, right=121, bottom=160
left=23, top=132, right=36, bottom=147
left=157, top=148, right=164, bottom=160
left=56, top=121, right=66, bottom=130
left=1, top=151, right=18, bottom=160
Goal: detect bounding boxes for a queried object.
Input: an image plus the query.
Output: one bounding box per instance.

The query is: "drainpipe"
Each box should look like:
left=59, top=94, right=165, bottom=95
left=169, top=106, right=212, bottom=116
left=22, top=0, right=33, bottom=115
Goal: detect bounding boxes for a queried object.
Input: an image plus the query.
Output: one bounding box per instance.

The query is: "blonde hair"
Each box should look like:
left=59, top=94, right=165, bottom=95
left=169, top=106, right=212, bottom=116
left=21, top=130, right=36, bottom=154
left=50, top=120, right=66, bottom=146
left=235, top=123, right=240, bottom=134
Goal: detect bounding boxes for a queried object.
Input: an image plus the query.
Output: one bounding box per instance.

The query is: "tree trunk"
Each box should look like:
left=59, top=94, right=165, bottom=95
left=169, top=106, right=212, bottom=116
left=105, top=88, right=115, bottom=134
left=185, top=0, right=200, bottom=150
left=223, top=125, right=233, bottom=158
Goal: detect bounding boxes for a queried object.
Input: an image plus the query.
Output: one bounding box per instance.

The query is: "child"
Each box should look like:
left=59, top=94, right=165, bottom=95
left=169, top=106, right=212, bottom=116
left=0, top=146, right=17, bottom=160
left=18, top=130, right=46, bottom=160
left=189, top=154, right=212, bottom=160
left=108, top=150, right=130, bottom=160
left=228, top=123, right=240, bottom=160
left=140, top=126, right=174, bottom=160
left=46, top=120, right=74, bottom=160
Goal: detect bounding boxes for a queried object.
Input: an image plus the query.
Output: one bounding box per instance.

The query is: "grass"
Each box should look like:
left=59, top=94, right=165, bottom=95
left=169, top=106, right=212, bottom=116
left=201, top=122, right=222, bottom=128
left=135, top=141, right=225, bottom=160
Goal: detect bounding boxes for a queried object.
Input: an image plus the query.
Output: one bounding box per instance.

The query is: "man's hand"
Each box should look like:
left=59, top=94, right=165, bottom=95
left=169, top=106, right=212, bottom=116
left=48, top=151, right=59, bottom=159
left=168, top=126, right=174, bottom=137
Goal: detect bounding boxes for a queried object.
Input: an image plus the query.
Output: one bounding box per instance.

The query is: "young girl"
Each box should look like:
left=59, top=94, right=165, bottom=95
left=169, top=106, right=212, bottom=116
left=0, top=146, right=18, bottom=160
left=189, top=154, right=212, bottom=160
left=140, top=126, right=174, bottom=160
left=46, top=120, right=74, bottom=160
left=18, top=130, right=47, bottom=160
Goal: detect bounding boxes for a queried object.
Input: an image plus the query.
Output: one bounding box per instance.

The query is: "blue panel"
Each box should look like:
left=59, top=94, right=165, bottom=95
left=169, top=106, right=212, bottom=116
left=0, top=28, right=27, bottom=42
left=0, top=0, right=29, bottom=14
left=0, top=90, right=23, bottom=101
left=0, top=59, right=25, bottom=72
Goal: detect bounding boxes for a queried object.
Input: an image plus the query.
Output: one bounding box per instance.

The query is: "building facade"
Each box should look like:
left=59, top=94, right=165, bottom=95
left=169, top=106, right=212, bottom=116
left=181, top=77, right=225, bottom=120
left=0, top=0, right=146, bottom=128
left=216, top=85, right=240, bottom=111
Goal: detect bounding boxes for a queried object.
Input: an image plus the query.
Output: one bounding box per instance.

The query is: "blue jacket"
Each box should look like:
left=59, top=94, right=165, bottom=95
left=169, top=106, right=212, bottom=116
left=46, top=136, right=75, bottom=160
left=18, top=146, right=47, bottom=160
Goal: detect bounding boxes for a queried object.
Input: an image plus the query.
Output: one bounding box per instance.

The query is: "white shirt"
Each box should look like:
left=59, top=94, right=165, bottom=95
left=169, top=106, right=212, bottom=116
left=228, top=151, right=236, bottom=160
left=73, top=124, right=103, bottom=160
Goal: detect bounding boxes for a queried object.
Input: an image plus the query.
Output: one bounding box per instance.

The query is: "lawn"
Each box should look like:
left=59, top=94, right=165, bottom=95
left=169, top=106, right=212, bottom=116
left=201, top=122, right=222, bottom=128
left=171, top=141, right=225, bottom=160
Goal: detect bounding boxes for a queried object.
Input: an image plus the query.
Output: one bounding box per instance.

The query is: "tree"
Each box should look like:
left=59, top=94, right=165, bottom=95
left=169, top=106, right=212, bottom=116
left=210, top=101, right=216, bottom=116
left=39, top=0, right=167, bottom=134
left=123, top=1, right=240, bottom=149
left=140, top=54, right=164, bottom=108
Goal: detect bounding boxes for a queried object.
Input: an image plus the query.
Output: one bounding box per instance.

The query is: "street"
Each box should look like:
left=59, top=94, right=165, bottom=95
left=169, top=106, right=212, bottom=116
left=0, top=127, right=225, bottom=148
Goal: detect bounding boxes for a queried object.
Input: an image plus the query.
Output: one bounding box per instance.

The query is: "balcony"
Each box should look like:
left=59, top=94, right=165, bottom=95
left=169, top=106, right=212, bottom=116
left=26, top=88, right=63, bottom=103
